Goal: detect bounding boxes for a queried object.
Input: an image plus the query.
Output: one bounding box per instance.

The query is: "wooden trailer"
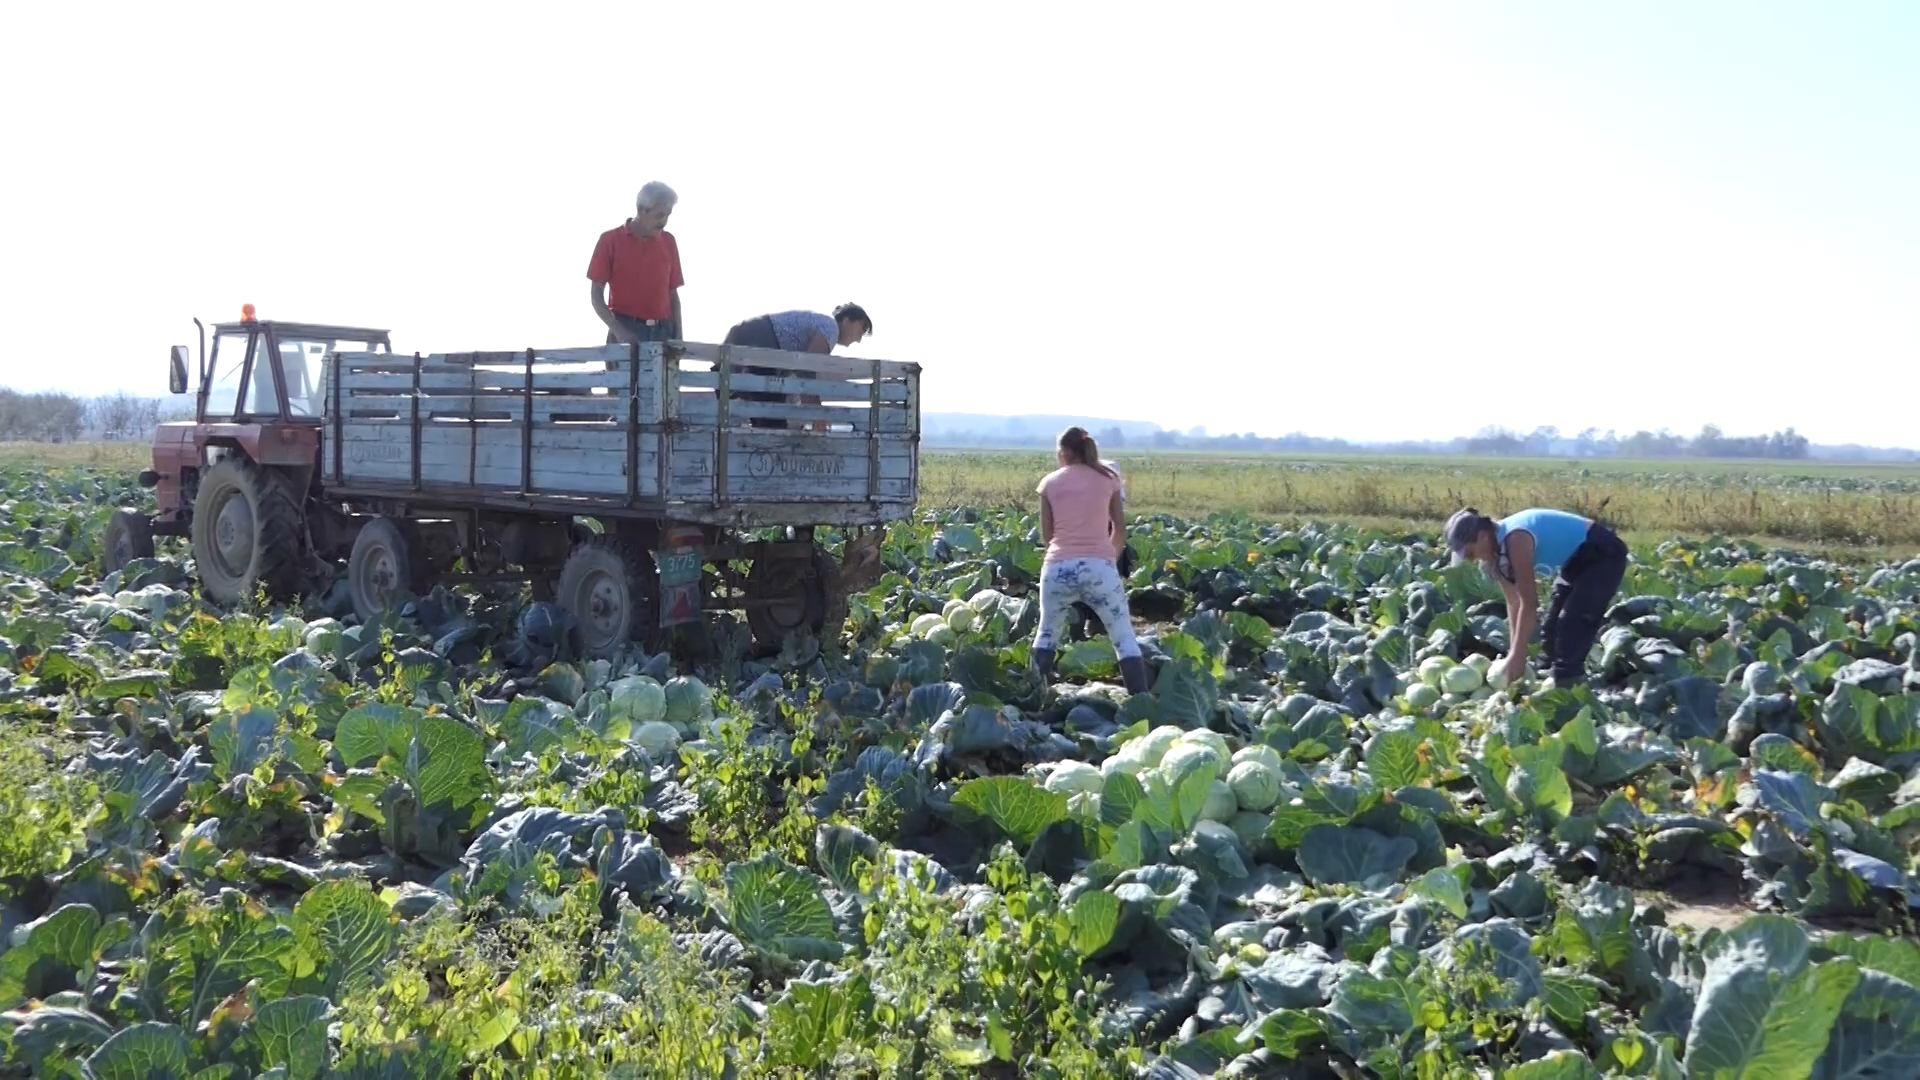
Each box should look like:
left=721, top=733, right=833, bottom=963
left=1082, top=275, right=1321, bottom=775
left=309, top=339, right=921, bottom=654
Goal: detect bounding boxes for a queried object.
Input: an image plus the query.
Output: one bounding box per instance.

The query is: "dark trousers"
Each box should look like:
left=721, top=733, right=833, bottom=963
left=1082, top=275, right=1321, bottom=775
left=722, top=316, right=790, bottom=430
left=607, top=313, right=675, bottom=345
left=722, top=316, right=780, bottom=350
left=1539, top=522, right=1629, bottom=682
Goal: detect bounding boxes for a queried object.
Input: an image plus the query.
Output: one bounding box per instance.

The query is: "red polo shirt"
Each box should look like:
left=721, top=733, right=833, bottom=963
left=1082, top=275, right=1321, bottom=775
left=587, top=222, right=684, bottom=321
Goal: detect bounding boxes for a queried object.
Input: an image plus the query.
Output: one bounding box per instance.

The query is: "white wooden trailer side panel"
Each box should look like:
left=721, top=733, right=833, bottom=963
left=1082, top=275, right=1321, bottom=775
left=331, top=420, right=660, bottom=497
left=322, top=341, right=916, bottom=511
left=664, top=430, right=915, bottom=503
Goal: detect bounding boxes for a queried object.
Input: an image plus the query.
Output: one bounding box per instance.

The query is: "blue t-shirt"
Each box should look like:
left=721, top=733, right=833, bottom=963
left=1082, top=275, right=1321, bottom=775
left=1496, top=508, right=1592, bottom=577
left=766, top=310, right=838, bottom=352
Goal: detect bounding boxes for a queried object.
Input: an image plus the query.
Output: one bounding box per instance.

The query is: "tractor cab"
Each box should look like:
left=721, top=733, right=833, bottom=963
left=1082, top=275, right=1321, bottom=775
left=171, top=305, right=393, bottom=423
left=115, top=307, right=397, bottom=574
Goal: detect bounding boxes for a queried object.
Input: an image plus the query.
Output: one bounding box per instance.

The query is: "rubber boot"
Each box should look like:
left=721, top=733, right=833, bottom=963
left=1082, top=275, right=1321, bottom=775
left=1120, top=655, right=1151, bottom=695
left=1031, top=647, right=1057, bottom=681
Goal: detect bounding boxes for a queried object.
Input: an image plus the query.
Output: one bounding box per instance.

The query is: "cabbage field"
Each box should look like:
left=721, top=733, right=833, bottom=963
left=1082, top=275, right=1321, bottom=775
left=2, top=465, right=1920, bottom=1078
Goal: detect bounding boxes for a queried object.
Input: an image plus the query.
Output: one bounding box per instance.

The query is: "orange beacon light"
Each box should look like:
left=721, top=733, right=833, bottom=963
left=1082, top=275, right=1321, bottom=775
left=241, top=303, right=257, bottom=322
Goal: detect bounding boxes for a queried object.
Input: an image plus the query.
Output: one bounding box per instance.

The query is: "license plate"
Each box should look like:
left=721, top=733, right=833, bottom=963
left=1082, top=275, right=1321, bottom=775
left=653, top=548, right=703, bottom=587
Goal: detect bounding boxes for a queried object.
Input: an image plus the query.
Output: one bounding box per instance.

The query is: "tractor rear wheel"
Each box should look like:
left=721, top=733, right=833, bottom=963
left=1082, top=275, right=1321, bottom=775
left=189, top=457, right=304, bottom=606
left=103, top=509, right=154, bottom=575
left=555, top=537, right=659, bottom=658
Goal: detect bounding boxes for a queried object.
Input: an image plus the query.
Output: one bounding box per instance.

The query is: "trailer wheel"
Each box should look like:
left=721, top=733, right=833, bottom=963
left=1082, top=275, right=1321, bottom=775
left=348, top=517, right=420, bottom=623
left=190, top=457, right=303, bottom=606
left=555, top=537, right=658, bottom=658
left=745, top=545, right=831, bottom=652
left=103, top=509, right=155, bottom=575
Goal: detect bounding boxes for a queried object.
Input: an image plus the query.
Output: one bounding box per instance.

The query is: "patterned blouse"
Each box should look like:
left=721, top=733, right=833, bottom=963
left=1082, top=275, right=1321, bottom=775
left=767, top=310, right=838, bottom=352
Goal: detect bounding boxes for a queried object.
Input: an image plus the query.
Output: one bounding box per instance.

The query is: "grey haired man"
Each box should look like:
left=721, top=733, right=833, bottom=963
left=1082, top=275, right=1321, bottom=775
left=588, top=181, right=684, bottom=345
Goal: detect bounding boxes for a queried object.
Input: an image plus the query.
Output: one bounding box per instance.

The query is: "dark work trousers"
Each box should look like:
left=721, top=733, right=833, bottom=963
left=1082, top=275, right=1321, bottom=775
left=1538, top=523, right=1629, bottom=683
left=722, top=316, right=790, bottom=430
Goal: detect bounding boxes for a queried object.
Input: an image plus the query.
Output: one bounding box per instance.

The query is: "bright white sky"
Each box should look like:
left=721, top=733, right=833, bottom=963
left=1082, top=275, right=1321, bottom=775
left=2, top=2, right=1914, bottom=445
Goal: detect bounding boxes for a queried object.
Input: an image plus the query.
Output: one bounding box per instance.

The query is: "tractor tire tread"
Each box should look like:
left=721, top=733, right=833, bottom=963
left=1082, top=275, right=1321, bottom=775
left=190, top=457, right=305, bottom=605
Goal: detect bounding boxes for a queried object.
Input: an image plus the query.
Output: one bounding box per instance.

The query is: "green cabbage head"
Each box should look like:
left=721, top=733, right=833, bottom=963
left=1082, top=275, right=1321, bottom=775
left=608, top=675, right=668, bottom=725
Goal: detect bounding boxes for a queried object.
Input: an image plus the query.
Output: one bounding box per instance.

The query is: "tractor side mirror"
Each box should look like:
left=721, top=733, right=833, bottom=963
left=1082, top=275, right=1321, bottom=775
left=168, top=346, right=189, bottom=394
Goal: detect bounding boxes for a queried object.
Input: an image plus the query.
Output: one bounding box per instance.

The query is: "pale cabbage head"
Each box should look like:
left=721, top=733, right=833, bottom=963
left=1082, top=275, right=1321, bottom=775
left=1043, top=761, right=1105, bottom=796
left=608, top=675, right=668, bottom=724
left=1102, top=741, right=1153, bottom=778
left=1230, top=744, right=1285, bottom=773
left=1227, top=760, right=1282, bottom=812
left=1177, top=728, right=1232, bottom=761
left=632, top=720, right=681, bottom=759
left=967, top=589, right=1006, bottom=614
left=1419, top=655, right=1455, bottom=688
left=1160, top=742, right=1223, bottom=786
left=304, top=619, right=344, bottom=656
left=664, top=676, right=713, bottom=725
left=1136, top=725, right=1185, bottom=767
left=1441, top=663, right=1484, bottom=695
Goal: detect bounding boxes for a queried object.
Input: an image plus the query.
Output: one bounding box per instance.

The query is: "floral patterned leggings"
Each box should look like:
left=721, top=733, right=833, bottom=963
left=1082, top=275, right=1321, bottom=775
left=1033, top=558, right=1141, bottom=659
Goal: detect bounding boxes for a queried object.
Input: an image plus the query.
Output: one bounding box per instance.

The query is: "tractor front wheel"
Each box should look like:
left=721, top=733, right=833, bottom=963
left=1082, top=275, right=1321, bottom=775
left=103, top=509, right=154, bottom=575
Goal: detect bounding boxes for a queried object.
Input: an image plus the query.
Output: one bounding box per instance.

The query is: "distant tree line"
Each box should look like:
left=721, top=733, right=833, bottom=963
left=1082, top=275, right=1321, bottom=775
left=1464, top=424, right=1810, bottom=460
left=933, top=421, right=1824, bottom=460
left=0, top=389, right=191, bottom=442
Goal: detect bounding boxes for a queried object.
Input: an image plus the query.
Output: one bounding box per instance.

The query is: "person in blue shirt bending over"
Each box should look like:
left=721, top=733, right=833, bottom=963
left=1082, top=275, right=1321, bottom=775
left=720, top=304, right=874, bottom=430
left=1442, top=507, right=1629, bottom=689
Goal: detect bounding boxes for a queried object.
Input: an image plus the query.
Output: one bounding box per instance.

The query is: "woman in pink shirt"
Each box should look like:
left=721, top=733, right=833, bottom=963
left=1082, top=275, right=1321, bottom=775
left=1033, top=427, right=1149, bottom=693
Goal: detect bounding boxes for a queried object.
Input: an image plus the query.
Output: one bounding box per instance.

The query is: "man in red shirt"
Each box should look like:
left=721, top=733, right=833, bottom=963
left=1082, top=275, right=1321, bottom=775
left=588, top=181, right=684, bottom=345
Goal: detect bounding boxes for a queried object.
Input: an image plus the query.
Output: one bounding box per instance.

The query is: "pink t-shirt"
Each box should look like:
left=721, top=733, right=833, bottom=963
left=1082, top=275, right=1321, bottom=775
left=1037, top=465, right=1122, bottom=563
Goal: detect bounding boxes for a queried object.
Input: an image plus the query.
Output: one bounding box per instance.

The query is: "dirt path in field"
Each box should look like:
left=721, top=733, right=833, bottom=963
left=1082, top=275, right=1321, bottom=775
left=1638, top=865, right=1753, bottom=934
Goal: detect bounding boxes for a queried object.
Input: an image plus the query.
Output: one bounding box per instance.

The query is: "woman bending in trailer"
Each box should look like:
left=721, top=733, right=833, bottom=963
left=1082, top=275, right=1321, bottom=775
left=721, top=304, right=874, bottom=431
left=1032, top=427, right=1150, bottom=694
left=1443, top=506, right=1629, bottom=689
